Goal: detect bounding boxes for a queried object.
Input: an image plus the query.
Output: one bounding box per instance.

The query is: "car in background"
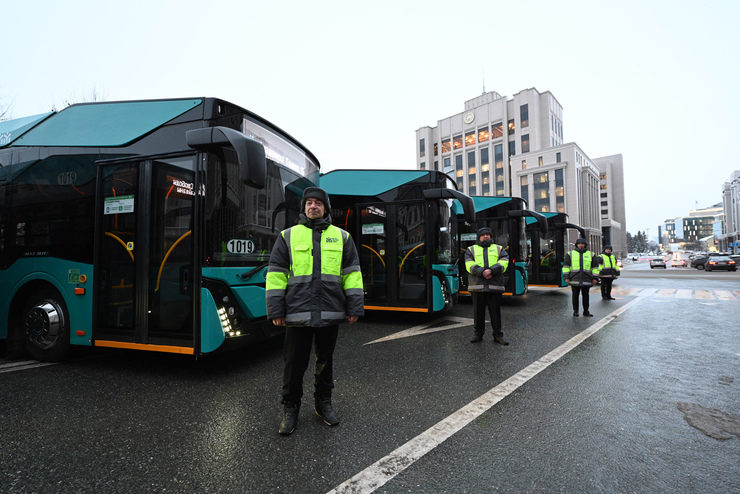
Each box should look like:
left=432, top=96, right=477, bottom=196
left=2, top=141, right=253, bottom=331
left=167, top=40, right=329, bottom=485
left=691, top=252, right=721, bottom=270
left=671, top=258, right=687, bottom=267
left=649, top=257, right=667, bottom=269
left=705, top=256, right=737, bottom=272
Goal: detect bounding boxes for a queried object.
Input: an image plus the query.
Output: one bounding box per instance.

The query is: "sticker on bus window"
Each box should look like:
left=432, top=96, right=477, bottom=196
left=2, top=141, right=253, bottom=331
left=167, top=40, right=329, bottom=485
left=461, top=233, right=478, bottom=241
left=104, top=195, right=135, bottom=215
left=362, top=223, right=384, bottom=235
left=227, top=239, right=254, bottom=255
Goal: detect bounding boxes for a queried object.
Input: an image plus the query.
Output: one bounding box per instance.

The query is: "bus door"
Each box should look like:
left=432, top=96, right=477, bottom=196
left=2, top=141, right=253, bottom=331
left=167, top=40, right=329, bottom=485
left=359, top=202, right=428, bottom=311
left=93, top=157, right=197, bottom=354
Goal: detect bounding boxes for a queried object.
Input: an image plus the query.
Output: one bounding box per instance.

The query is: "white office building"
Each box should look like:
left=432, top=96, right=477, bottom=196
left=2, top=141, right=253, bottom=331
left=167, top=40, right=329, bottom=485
left=594, top=154, right=627, bottom=258
left=416, top=88, right=616, bottom=251
left=720, top=170, right=740, bottom=253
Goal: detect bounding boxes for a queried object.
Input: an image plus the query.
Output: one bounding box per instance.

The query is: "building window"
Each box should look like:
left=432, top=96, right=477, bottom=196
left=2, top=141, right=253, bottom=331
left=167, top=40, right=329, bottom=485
left=509, top=140, right=515, bottom=156
left=520, top=104, right=529, bottom=128
left=434, top=142, right=438, bottom=156
left=601, top=201, right=608, bottom=207
left=443, top=156, right=451, bottom=173
left=508, top=119, right=515, bottom=135
left=482, top=181, right=490, bottom=195
left=601, top=209, right=608, bottom=216
left=555, top=168, right=564, bottom=213
left=467, top=151, right=476, bottom=180
left=442, top=138, right=451, bottom=153
left=434, top=160, right=438, bottom=171
left=600, top=173, right=607, bottom=180
left=522, top=160, right=527, bottom=170
left=520, top=175, right=529, bottom=205
left=455, top=154, right=463, bottom=188
left=521, top=134, right=530, bottom=153
left=480, top=148, right=490, bottom=173
left=419, top=138, right=425, bottom=157
left=465, top=131, right=476, bottom=147
left=538, top=156, right=543, bottom=167
left=556, top=152, right=561, bottom=163
left=534, top=171, right=549, bottom=213
left=600, top=192, right=607, bottom=198
left=478, top=126, right=489, bottom=143
left=600, top=184, right=607, bottom=190
left=492, top=122, right=503, bottom=139
left=420, top=162, right=425, bottom=170
left=453, top=135, right=463, bottom=150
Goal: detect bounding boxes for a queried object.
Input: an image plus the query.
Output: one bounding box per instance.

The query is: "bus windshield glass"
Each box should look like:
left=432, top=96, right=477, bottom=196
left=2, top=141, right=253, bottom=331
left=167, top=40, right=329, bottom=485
left=204, top=148, right=313, bottom=267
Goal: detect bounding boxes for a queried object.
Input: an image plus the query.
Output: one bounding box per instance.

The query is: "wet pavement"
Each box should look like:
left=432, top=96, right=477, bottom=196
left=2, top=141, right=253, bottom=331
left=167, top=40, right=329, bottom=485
left=1, top=266, right=738, bottom=493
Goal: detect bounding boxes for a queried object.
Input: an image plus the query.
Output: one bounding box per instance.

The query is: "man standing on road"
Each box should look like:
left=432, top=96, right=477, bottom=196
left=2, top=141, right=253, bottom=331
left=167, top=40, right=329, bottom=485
left=266, top=187, right=364, bottom=436
left=595, top=245, right=620, bottom=300
left=563, top=237, right=598, bottom=317
left=464, top=227, right=510, bottom=345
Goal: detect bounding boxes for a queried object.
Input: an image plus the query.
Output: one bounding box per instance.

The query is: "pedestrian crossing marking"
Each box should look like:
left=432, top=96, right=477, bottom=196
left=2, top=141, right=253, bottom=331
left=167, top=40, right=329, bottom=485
left=610, top=287, right=736, bottom=301
left=714, top=290, right=735, bottom=301
left=676, top=289, right=692, bottom=299
left=695, top=289, right=715, bottom=300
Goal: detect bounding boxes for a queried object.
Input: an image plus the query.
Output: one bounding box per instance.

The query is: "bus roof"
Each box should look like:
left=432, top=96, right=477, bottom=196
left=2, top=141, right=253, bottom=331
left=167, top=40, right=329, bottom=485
left=0, top=112, right=54, bottom=147
left=320, top=169, right=429, bottom=196
left=525, top=212, right=561, bottom=225
left=6, top=98, right=202, bottom=148
left=471, top=196, right=515, bottom=212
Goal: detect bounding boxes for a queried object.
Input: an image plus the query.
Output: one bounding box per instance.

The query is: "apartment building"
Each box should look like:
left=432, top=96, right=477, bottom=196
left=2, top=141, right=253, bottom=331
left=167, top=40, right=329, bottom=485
left=719, top=170, right=740, bottom=253
left=594, top=154, right=627, bottom=258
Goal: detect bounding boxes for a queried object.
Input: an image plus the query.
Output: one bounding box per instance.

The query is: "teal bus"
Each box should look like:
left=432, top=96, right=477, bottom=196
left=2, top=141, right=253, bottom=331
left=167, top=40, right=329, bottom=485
left=0, top=97, right=319, bottom=360
left=457, top=196, right=547, bottom=296
left=525, top=212, right=585, bottom=287
left=321, top=169, right=474, bottom=313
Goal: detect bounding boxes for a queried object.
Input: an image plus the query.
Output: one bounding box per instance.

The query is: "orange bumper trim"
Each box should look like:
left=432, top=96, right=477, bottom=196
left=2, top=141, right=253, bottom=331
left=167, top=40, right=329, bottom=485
left=94, top=340, right=195, bottom=355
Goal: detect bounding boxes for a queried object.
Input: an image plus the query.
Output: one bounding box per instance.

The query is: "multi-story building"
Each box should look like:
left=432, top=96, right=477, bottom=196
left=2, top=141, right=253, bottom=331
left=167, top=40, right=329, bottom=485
left=594, top=155, right=626, bottom=258
left=415, top=88, right=618, bottom=251
left=720, top=170, right=740, bottom=253
left=663, top=204, right=723, bottom=250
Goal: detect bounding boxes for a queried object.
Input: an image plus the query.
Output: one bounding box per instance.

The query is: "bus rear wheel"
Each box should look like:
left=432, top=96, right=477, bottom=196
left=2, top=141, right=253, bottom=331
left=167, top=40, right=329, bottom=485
left=22, top=288, right=70, bottom=362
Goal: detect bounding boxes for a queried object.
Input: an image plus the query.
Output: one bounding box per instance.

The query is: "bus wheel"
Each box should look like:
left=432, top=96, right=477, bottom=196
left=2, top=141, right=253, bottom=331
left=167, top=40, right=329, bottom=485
left=22, top=289, right=70, bottom=362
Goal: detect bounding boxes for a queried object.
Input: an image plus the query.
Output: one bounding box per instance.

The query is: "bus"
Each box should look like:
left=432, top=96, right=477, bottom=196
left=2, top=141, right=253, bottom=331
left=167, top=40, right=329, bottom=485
left=525, top=212, right=586, bottom=287
left=457, top=196, right=547, bottom=296
left=0, top=97, right=319, bottom=361
left=321, top=169, right=474, bottom=313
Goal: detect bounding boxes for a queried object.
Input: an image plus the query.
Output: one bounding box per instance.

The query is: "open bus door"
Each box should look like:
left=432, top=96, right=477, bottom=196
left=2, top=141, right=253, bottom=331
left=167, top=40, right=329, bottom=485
left=93, top=155, right=199, bottom=355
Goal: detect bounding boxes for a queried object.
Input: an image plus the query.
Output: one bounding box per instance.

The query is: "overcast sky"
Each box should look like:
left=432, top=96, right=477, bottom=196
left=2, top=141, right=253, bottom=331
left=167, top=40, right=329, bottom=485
left=2, top=0, right=739, bottom=238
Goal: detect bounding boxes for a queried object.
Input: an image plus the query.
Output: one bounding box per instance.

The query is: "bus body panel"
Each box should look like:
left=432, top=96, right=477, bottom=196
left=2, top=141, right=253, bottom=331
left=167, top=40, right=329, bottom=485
left=200, top=287, right=226, bottom=354
left=1, top=258, right=93, bottom=346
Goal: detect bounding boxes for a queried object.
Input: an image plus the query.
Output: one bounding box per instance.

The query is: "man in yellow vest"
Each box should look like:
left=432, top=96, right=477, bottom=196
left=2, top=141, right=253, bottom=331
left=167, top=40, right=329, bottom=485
left=266, top=187, right=364, bottom=435
left=464, top=227, right=510, bottom=345
left=595, top=245, right=620, bottom=300
left=562, top=237, right=598, bottom=317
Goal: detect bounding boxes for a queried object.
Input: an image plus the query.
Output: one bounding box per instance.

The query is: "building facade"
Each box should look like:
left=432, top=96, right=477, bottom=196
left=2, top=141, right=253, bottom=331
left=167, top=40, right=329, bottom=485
left=416, top=88, right=620, bottom=252
left=594, top=154, right=627, bottom=258
left=719, top=170, right=740, bottom=253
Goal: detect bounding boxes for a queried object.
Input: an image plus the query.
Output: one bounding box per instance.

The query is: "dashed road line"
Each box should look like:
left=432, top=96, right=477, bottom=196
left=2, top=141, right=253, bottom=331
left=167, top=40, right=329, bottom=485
left=364, top=317, right=474, bottom=345
left=0, top=360, right=57, bottom=374
left=328, top=289, right=655, bottom=494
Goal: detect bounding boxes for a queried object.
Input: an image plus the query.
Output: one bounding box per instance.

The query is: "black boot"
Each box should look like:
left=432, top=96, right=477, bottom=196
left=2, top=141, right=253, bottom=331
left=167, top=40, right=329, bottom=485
left=493, top=335, right=509, bottom=346
left=278, top=403, right=299, bottom=435
left=470, top=334, right=483, bottom=343
left=315, top=397, right=339, bottom=426
left=583, top=311, right=594, bottom=317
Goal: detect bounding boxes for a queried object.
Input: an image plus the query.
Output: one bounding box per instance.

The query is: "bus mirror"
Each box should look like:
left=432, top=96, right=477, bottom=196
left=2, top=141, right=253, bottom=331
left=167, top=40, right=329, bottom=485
left=423, top=188, right=475, bottom=223
left=186, top=126, right=266, bottom=189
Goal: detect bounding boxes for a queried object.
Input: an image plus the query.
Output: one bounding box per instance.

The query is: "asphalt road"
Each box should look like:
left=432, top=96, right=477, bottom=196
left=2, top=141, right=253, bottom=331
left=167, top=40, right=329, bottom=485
left=1, top=264, right=739, bottom=493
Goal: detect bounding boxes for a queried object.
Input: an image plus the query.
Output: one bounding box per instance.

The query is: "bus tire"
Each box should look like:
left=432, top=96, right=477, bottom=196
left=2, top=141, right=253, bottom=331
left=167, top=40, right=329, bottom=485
left=22, top=288, right=71, bottom=362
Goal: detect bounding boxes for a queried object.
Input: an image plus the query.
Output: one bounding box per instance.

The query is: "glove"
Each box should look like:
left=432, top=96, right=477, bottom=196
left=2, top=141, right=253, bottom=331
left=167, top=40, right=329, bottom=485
left=491, top=264, right=503, bottom=275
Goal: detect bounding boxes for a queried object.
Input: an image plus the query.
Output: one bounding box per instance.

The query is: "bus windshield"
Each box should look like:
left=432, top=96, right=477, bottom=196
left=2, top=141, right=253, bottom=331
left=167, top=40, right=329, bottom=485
left=204, top=148, right=314, bottom=267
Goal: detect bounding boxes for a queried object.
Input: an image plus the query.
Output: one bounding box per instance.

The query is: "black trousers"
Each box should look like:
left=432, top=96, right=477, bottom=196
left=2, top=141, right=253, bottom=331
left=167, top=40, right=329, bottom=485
left=472, top=291, right=503, bottom=338
left=600, top=278, right=614, bottom=298
left=571, top=286, right=591, bottom=312
left=282, top=325, right=338, bottom=406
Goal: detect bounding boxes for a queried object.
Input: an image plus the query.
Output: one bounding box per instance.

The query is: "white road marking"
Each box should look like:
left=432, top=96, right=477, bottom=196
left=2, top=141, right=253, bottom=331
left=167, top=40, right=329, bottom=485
left=0, top=360, right=57, bottom=374
left=364, top=316, right=474, bottom=345
left=329, top=289, right=655, bottom=494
